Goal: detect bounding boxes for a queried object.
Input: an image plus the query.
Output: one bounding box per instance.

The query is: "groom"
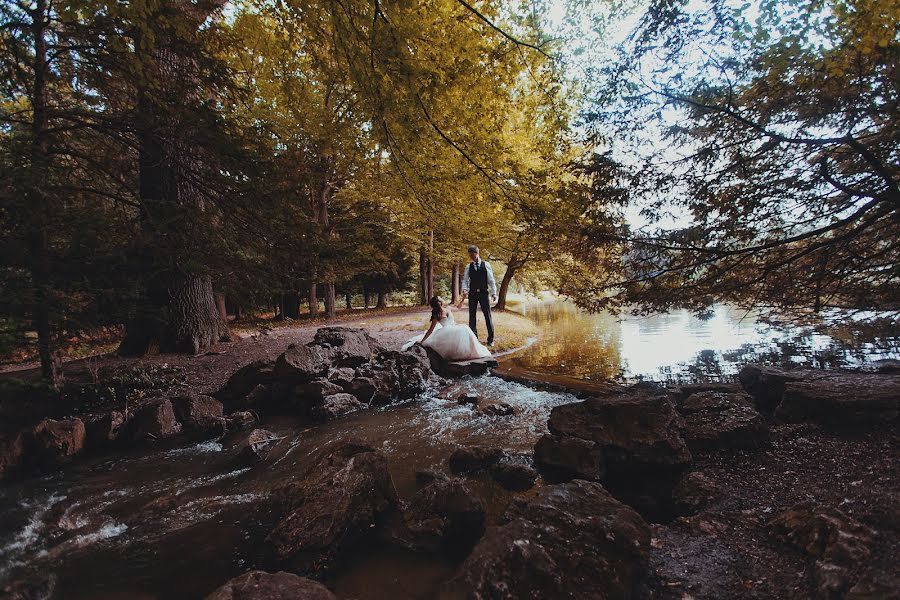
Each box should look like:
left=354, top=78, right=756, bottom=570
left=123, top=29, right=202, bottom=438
left=460, top=245, right=496, bottom=346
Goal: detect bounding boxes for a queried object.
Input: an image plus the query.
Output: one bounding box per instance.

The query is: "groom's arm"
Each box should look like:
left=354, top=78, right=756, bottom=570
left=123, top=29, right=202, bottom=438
left=461, top=264, right=470, bottom=296
left=485, top=262, right=497, bottom=298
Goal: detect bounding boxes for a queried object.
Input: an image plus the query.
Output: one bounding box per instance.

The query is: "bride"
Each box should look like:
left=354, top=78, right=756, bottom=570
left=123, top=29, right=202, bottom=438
left=402, top=296, right=492, bottom=361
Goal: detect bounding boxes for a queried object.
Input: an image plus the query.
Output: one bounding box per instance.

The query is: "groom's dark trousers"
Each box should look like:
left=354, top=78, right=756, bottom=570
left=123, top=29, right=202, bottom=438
left=468, top=291, right=494, bottom=345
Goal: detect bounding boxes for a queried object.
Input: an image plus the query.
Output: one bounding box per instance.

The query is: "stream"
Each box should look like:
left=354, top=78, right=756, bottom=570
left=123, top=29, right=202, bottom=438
left=1, top=299, right=897, bottom=598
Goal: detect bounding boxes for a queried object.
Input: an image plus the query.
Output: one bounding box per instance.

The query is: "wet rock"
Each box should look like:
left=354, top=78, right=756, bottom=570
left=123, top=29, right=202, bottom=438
left=347, top=376, right=390, bottom=405
left=674, top=382, right=743, bottom=402
left=215, top=359, right=276, bottom=408
left=441, top=479, right=650, bottom=599
left=425, top=347, right=497, bottom=378
left=776, top=374, right=900, bottom=426
left=678, top=391, right=769, bottom=451
left=171, top=394, right=224, bottom=434
left=84, top=411, right=126, bottom=449
left=769, top=502, right=876, bottom=599
left=267, top=440, right=397, bottom=575
left=375, top=346, right=434, bottom=400
left=293, top=378, right=345, bottom=412
left=236, top=429, right=281, bottom=463
left=455, top=393, right=479, bottom=406
left=224, top=410, right=257, bottom=432
left=415, top=468, right=450, bottom=485
left=327, top=367, right=356, bottom=389
left=311, top=393, right=364, bottom=421
left=448, top=445, right=504, bottom=474
left=131, top=399, right=182, bottom=441
left=548, top=394, right=691, bottom=475
left=672, top=471, right=720, bottom=514
left=27, top=418, right=86, bottom=467
left=205, top=570, right=337, bottom=600
left=533, top=433, right=604, bottom=482
left=387, top=478, right=486, bottom=556
left=479, top=401, right=515, bottom=417
left=0, top=432, right=24, bottom=479
left=489, top=461, right=538, bottom=491
left=312, top=327, right=382, bottom=367
left=738, top=364, right=805, bottom=411
left=274, top=344, right=332, bottom=383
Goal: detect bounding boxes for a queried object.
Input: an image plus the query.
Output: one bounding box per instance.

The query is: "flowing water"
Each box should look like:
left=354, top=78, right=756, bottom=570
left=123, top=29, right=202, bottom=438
left=1, top=299, right=896, bottom=598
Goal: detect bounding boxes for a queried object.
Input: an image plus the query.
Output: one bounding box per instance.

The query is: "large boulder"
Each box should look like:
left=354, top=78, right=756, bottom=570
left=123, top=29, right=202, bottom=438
left=738, top=364, right=812, bottom=411
left=547, top=394, right=691, bottom=475
left=441, top=480, right=651, bottom=599
left=234, top=429, right=282, bottom=464
left=171, top=393, right=225, bottom=434
left=293, top=379, right=345, bottom=413
left=776, top=374, right=900, bottom=425
left=373, top=346, right=435, bottom=400
left=533, top=434, right=604, bottom=482
left=215, top=360, right=276, bottom=409
left=266, top=440, right=397, bottom=575
left=311, top=327, right=382, bottom=367
left=769, top=502, right=876, bottom=599
left=274, top=344, right=333, bottom=383
left=27, top=418, right=86, bottom=467
left=310, top=393, right=364, bottom=422
left=448, top=445, right=504, bottom=474
left=425, top=346, right=497, bottom=378
left=84, top=411, right=126, bottom=449
left=672, top=471, right=720, bottom=514
left=386, top=478, right=486, bottom=556
left=677, top=391, right=769, bottom=451
left=327, top=367, right=356, bottom=390
left=205, top=571, right=337, bottom=600
left=488, top=460, right=538, bottom=491
left=130, top=399, right=182, bottom=441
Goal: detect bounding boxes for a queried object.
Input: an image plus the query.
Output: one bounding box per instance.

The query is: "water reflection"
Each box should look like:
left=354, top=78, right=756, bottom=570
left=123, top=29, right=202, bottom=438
left=505, top=298, right=899, bottom=383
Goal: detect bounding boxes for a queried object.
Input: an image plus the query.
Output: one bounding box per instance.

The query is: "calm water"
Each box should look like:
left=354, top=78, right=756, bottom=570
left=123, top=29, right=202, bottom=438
left=505, top=298, right=900, bottom=383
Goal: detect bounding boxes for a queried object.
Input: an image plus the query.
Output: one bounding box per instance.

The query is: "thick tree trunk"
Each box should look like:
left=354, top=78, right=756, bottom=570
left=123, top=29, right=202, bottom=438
left=495, top=265, right=517, bottom=311
left=363, top=284, right=371, bottom=309
left=419, top=248, right=428, bottom=305
left=234, top=305, right=243, bottom=321
left=426, top=230, right=434, bottom=300
left=345, top=292, right=352, bottom=310
left=377, top=290, right=387, bottom=309
left=451, top=261, right=460, bottom=304
left=282, top=292, right=300, bottom=319
left=214, top=293, right=227, bottom=322
left=323, top=282, right=336, bottom=319
left=308, top=282, right=319, bottom=317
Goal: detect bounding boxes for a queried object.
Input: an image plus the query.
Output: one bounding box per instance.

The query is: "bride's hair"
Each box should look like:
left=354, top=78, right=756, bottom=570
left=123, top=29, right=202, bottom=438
left=429, top=296, right=444, bottom=321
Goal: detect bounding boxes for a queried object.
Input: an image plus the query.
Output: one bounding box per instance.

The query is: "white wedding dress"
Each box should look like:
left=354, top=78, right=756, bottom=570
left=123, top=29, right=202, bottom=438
left=402, top=309, right=492, bottom=361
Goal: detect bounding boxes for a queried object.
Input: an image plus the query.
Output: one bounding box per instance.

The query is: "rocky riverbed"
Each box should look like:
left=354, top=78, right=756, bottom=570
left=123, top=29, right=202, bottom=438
left=0, top=322, right=898, bottom=599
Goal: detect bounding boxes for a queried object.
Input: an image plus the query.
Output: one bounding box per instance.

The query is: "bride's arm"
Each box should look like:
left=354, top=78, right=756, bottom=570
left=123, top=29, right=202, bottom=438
left=419, top=319, right=438, bottom=345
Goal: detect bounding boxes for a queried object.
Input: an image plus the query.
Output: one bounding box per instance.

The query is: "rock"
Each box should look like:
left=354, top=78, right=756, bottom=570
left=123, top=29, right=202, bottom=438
left=311, top=327, right=382, bottom=367
left=267, top=440, right=397, bottom=575
left=311, top=393, right=364, bottom=421
left=674, top=382, right=743, bottom=402
left=171, top=394, right=224, bottom=434
left=415, top=468, right=449, bottom=485
left=225, top=411, right=257, bottom=432
left=274, top=344, right=332, bottom=383
left=847, top=568, right=900, bottom=600
left=547, top=394, right=691, bottom=475
left=131, top=399, right=182, bottom=441
left=769, top=502, right=876, bottom=599
left=441, top=480, right=650, bottom=599
left=205, top=570, right=337, bottom=600
left=672, top=471, right=719, bottom=513
left=236, top=429, right=281, bottom=463
left=374, top=346, right=434, bottom=400
left=215, top=360, right=276, bottom=408
left=0, top=432, right=24, bottom=479
left=327, top=367, right=356, bottom=389
left=448, top=445, right=504, bottom=474
left=347, top=376, right=389, bottom=405
left=738, top=364, right=804, bottom=411
left=27, top=418, right=86, bottom=467
left=479, top=402, right=515, bottom=417
left=387, top=478, right=486, bottom=556
left=533, top=434, right=604, bottom=482
left=489, top=461, right=538, bottom=491
left=425, top=347, right=497, bottom=378
left=455, top=393, right=479, bottom=406
left=678, top=391, right=769, bottom=451
left=84, top=410, right=125, bottom=449
left=776, top=374, right=900, bottom=425
left=293, top=378, right=345, bottom=413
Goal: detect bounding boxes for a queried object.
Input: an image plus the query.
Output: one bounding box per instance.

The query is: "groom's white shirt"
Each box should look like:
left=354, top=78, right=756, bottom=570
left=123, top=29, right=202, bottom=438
left=462, top=258, right=497, bottom=296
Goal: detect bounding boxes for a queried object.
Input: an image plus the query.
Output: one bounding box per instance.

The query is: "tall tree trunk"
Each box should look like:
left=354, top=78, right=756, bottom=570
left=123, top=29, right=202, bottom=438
left=27, top=0, right=54, bottom=381
left=308, top=282, right=318, bottom=317
left=418, top=247, right=428, bottom=305
left=214, top=293, right=227, bottom=322
left=426, top=230, right=434, bottom=300
left=451, top=261, right=460, bottom=304
left=234, top=305, right=243, bottom=321
left=345, top=292, right=352, bottom=310
left=282, top=292, right=300, bottom=319
left=376, top=290, right=387, bottom=309
left=323, top=283, right=336, bottom=319
left=363, top=284, right=370, bottom=309
left=495, top=264, right=517, bottom=311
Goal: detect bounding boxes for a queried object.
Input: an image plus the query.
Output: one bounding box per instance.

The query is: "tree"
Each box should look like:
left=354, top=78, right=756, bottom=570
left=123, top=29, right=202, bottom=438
left=579, top=0, right=899, bottom=316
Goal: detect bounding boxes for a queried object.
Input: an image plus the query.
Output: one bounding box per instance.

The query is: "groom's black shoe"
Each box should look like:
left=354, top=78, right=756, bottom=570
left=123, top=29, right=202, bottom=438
left=487, top=340, right=494, bottom=347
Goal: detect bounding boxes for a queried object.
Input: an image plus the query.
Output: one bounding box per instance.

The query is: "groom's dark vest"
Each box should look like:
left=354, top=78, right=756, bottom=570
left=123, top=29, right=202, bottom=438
left=469, top=261, right=489, bottom=295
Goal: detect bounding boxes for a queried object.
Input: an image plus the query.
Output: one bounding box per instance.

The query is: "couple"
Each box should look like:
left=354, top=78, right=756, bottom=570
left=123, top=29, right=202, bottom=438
left=403, top=245, right=497, bottom=361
